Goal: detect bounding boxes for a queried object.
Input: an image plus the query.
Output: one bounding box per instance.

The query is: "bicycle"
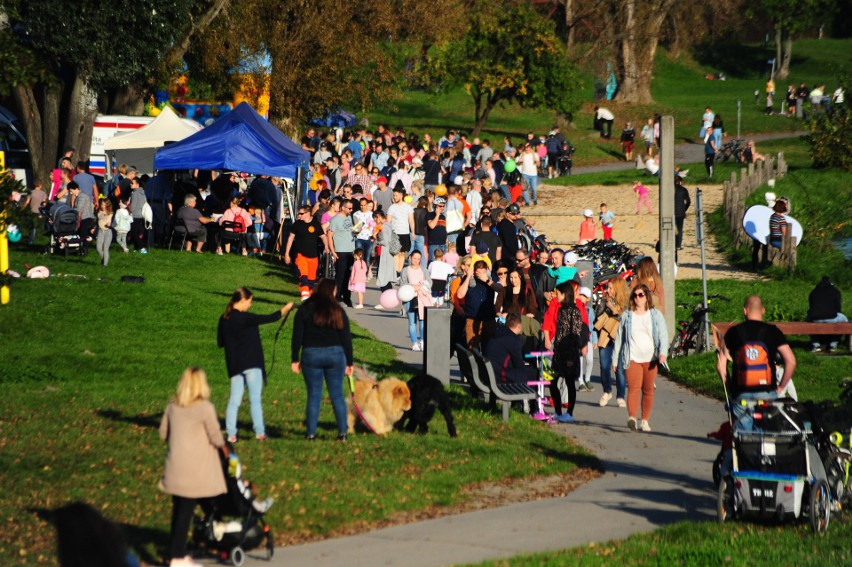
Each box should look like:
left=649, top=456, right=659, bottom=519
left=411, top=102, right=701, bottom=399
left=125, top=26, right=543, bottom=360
left=669, top=292, right=730, bottom=358
left=811, top=378, right=852, bottom=511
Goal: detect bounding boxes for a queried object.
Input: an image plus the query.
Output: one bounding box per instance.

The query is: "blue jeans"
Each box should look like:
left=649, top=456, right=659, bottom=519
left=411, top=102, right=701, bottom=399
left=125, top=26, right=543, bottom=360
left=412, top=234, right=425, bottom=257
left=405, top=302, right=424, bottom=343
left=522, top=173, right=539, bottom=203
left=808, top=313, right=848, bottom=349
left=301, top=346, right=348, bottom=436
left=428, top=244, right=446, bottom=264
left=732, top=391, right=778, bottom=432
left=356, top=239, right=373, bottom=266
left=599, top=343, right=626, bottom=399
left=226, top=368, right=265, bottom=437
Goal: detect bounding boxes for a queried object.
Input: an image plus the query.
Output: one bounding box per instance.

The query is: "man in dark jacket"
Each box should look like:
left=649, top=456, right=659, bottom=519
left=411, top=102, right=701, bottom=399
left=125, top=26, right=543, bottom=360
left=807, top=276, right=847, bottom=353
left=486, top=314, right=536, bottom=384
left=674, top=177, right=691, bottom=249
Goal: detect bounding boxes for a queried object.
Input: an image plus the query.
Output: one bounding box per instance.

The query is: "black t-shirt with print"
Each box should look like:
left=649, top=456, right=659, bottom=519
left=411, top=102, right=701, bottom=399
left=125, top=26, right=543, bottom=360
left=289, top=218, right=324, bottom=258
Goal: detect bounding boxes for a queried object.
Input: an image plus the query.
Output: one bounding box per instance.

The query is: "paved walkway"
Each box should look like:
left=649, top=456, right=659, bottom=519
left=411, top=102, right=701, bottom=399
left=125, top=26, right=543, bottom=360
left=235, top=285, right=725, bottom=567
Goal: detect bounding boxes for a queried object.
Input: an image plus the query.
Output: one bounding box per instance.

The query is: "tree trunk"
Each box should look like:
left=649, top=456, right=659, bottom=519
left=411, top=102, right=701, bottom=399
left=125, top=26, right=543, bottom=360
left=774, top=28, right=782, bottom=78
left=777, top=33, right=792, bottom=80
left=564, top=0, right=575, bottom=48
left=615, top=0, right=673, bottom=104
left=471, top=96, right=496, bottom=138
left=63, top=74, right=99, bottom=164
left=13, top=84, right=60, bottom=187
left=108, top=85, right=145, bottom=115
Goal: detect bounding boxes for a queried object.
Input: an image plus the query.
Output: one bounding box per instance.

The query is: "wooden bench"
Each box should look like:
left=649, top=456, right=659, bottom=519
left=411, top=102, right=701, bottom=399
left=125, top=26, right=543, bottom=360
left=712, top=322, right=852, bottom=351
left=470, top=348, right=538, bottom=423
left=455, top=344, right=492, bottom=402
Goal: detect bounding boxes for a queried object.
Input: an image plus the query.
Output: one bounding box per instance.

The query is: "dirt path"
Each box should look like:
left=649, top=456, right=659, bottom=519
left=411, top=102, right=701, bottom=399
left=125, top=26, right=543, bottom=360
left=526, top=181, right=760, bottom=281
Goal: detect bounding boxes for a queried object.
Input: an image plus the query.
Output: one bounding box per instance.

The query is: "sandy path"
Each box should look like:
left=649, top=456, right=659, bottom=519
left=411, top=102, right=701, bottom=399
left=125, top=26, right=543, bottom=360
left=525, top=181, right=760, bottom=281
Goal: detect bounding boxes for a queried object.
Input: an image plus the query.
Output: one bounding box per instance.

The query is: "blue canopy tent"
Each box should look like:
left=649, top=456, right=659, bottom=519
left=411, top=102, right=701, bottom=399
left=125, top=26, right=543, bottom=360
left=153, top=102, right=309, bottom=178
left=309, top=109, right=357, bottom=129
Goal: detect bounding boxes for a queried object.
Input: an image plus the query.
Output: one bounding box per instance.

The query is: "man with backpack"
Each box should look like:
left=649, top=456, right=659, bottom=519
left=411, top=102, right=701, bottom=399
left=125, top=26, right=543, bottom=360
left=716, top=295, right=797, bottom=430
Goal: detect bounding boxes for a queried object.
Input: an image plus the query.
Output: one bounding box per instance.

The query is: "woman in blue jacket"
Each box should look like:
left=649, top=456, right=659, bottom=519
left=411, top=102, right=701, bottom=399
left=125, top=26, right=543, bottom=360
left=613, top=283, right=668, bottom=433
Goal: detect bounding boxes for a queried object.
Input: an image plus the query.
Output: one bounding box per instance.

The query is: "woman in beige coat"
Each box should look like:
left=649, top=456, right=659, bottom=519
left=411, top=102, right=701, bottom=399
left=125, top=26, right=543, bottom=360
left=159, top=368, right=226, bottom=567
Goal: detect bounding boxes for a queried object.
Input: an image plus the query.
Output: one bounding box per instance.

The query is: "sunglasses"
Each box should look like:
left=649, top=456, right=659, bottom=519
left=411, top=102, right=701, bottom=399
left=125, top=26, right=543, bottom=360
left=632, top=292, right=646, bottom=298
left=497, top=271, right=508, bottom=275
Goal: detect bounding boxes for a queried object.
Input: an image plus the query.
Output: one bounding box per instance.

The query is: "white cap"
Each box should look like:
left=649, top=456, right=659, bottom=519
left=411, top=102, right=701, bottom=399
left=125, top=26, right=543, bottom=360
left=583, top=209, right=594, bottom=218
left=579, top=286, right=592, bottom=298
left=564, top=252, right=579, bottom=265
left=453, top=175, right=464, bottom=186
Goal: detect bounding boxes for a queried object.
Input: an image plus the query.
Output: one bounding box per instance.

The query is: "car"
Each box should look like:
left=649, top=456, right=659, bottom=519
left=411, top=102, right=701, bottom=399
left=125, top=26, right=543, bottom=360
left=0, top=105, right=32, bottom=187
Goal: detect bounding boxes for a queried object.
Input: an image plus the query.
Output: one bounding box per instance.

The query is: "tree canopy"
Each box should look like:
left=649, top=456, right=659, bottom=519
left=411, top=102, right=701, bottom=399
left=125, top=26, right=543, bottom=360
left=423, top=0, right=581, bottom=136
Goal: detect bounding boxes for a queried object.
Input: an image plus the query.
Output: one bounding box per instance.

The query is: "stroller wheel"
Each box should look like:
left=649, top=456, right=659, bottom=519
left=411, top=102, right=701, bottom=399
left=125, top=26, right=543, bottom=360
left=230, top=546, right=245, bottom=567
left=809, top=479, right=831, bottom=533
left=717, top=475, right=736, bottom=522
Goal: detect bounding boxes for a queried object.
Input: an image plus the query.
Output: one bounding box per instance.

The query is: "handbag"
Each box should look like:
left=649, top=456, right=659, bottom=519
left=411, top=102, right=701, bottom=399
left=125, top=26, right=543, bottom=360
left=445, top=209, right=465, bottom=233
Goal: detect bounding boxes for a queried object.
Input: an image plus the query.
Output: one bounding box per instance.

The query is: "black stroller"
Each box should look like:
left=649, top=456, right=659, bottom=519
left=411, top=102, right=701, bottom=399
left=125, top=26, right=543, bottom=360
left=556, top=144, right=575, bottom=176
left=192, top=444, right=275, bottom=566
left=43, top=202, right=84, bottom=256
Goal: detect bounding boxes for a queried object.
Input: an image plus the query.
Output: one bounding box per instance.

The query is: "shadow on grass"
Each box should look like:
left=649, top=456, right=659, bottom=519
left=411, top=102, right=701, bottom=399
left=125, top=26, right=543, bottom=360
left=530, top=442, right=604, bottom=471
left=96, top=408, right=287, bottom=439
left=692, top=42, right=774, bottom=79
left=28, top=505, right=167, bottom=566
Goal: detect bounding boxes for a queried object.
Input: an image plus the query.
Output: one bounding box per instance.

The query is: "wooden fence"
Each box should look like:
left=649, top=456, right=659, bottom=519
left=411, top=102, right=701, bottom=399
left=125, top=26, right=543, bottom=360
left=721, top=153, right=796, bottom=270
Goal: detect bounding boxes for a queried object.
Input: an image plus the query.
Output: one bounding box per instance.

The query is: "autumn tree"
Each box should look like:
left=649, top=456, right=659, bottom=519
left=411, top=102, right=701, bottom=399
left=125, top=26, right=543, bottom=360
left=189, top=0, right=465, bottom=138
left=0, top=0, right=227, bottom=185
left=752, top=0, right=838, bottom=80
left=423, top=0, right=581, bottom=136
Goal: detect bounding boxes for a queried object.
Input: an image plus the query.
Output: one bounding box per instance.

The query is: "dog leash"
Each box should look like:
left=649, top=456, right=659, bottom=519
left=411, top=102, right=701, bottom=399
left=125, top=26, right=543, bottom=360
left=348, top=373, right=378, bottom=434
left=267, top=307, right=294, bottom=381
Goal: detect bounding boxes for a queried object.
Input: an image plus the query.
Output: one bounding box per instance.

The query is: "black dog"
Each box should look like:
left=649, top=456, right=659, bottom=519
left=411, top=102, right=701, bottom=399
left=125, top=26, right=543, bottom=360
left=37, top=501, right=133, bottom=567
left=396, top=374, right=457, bottom=437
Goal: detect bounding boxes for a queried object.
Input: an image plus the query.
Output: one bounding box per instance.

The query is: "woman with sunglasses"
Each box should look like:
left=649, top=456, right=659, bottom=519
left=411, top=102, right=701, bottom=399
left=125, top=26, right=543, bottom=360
left=612, top=283, right=669, bottom=432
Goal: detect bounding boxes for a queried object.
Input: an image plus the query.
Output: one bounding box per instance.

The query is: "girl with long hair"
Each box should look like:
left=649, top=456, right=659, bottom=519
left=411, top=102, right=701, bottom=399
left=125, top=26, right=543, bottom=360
left=613, top=283, right=669, bottom=432
left=159, top=368, right=225, bottom=567
left=218, top=288, right=293, bottom=442
left=550, top=282, right=589, bottom=423
left=291, top=279, right=353, bottom=440
left=632, top=256, right=666, bottom=314
left=598, top=277, right=630, bottom=407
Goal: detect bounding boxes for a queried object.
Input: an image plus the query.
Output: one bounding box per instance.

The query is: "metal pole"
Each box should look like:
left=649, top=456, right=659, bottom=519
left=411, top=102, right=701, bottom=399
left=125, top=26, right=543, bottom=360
left=659, top=116, right=676, bottom=337
left=696, top=187, right=710, bottom=351
left=737, top=99, right=741, bottom=141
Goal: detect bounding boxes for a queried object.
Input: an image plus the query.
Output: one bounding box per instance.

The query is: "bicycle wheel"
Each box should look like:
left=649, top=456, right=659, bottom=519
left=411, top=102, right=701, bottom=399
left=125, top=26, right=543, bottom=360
left=824, top=451, right=852, bottom=507
left=669, top=333, right=687, bottom=358
left=809, top=479, right=830, bottom=533
left=717, top=475, right=736, bottom=522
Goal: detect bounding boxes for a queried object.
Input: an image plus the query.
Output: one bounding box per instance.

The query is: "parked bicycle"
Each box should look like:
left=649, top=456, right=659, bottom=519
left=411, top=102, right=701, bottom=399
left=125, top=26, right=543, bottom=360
left=669, top=292, right=730, bottom=358
left=808, top=378, right=852, bottom=511
left=716, top=138, right=747, bottom=164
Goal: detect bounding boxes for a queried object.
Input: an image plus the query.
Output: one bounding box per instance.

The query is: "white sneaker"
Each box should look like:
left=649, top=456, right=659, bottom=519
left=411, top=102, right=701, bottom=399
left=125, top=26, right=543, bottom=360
left=627, top=417, right=637, bottom=431
left=616, top=398, right=627, bottom=408
left=640, top=419, right=652, bottom=432
left=374, top=304, right=385, bottom=310
left=418, top=340, right=425, bottom=350
left=412, top=342, right=422, bottom=351
left=354, top=304, right=364, bottom=309
left=599, top=392, right=612, bottom=407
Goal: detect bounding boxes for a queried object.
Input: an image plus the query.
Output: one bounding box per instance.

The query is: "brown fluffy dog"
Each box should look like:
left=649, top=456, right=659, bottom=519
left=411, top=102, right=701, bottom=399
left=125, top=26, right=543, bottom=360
left=346, top=370, right=412, bottom=435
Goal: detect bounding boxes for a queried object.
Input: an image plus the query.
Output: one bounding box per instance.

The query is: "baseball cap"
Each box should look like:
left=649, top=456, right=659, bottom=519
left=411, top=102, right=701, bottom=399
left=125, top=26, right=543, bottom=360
left=376, top=176, right=388, bottom=184
left=506, top=203, right=520, bottom=214
left=453, top=175, right=464, bottom=186
left=583, top=209, right=594, bottom=218
left=564, top=252, right=579, bottom=265
left=579, top=286, right=592, bottom=299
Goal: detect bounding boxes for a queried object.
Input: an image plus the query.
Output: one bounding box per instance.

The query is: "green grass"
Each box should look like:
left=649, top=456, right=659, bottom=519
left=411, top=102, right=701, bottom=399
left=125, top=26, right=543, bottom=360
left=464, top=516, right=852, bottom=566
left=365, top=39, right=851, bottom=168
left=0, top=246, right=596, bottom=565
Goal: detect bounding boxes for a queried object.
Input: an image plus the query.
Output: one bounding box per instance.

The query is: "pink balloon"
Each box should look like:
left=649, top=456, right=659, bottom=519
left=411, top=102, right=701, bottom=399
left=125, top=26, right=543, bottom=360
left=379, top=289, right=400, bottom=309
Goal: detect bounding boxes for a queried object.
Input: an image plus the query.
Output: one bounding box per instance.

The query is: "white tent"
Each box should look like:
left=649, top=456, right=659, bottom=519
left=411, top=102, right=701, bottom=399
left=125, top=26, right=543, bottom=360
left=103, top=106, right=203, bottom=177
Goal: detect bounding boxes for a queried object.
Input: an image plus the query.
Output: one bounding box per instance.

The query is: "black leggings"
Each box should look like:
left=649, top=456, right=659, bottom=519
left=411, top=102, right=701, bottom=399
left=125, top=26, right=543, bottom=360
left=169, top=495, right=214, bottom=560
left=549, top=375, right=576, bottom=417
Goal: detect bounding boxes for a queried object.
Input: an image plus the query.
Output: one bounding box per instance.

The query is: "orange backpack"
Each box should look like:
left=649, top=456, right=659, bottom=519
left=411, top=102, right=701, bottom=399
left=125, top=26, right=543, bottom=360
left=734, top=326, right=774, bottom=389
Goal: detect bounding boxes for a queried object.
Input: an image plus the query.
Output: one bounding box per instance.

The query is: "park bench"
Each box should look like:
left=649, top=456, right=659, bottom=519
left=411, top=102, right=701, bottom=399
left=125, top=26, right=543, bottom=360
left=712, top=322, right=852, bottom=351
left=455, top=344, right=492, bottom=402
left=470, top=347, right=538, bottom=423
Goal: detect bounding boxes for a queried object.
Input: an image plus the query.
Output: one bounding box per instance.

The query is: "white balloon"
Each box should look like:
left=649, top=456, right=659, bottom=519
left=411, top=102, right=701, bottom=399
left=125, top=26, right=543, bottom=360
left=397, top=284, right=416, bottom=302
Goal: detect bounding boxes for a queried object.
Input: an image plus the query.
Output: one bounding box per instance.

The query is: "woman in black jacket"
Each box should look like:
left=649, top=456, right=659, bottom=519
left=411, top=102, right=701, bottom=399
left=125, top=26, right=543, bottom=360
left=550, top=281, right=589, bottom=423
left=291, top=278, right=354, bottom=441
left=218, top=287, right=293, bottom=443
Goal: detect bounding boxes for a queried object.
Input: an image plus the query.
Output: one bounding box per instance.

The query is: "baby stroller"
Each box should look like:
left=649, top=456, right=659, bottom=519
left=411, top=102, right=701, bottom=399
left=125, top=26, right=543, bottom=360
left=717, top=397, right=832, bottom=533
left=556, top=144, right=575, bottom=176
left=192, top=444, right=275, bottom=566
left=44, top=202, right=83, bottom=256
